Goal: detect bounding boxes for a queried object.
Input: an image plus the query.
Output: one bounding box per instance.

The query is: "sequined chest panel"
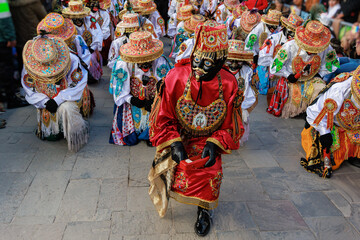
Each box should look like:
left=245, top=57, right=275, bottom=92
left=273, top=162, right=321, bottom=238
left=35, top=78, right=67, bottom=99
left=175, top=75, right=227, bottom=137
left=291, top=52, right=321, bottom=82
left=82, top=24, right=92, bottom=47
left=337, top=99, right=360, bottom=130
left=130, top=74, right=157, bottom=100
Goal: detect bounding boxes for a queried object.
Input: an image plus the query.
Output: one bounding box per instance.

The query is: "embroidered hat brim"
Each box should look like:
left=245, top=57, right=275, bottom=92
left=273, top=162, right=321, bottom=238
left=294, top=23, right=331, bottom=53
left=240, top=11, right=261, bottom=34
left=23, top=36, right=71, bottom=84
left=62, top=6, right=91, bottom=19
left=37, top=18, right=76, bottom=42
left=184, top=15, right=205, bottom=33
left=227, top=51, right=253, bottom=61
left=139, top=2, right=157, bottom=15
left=280, top=16, right=299, bottom=32
left=120, top=38, right=163, bottom=63
left=100, top=0, right=111, bottom=10
left=261, top=15, right=280, bottom=26
left=224, top=0, right=239, bottom=10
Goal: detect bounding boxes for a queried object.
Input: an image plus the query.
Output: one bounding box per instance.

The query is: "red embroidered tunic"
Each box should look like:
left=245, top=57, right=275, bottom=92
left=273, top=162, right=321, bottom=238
left=150, top=64, right=244, bottom=208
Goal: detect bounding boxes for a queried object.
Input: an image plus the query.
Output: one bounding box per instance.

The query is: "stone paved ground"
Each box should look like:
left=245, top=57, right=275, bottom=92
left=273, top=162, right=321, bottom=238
left=1, top=38, right=360, bottom=239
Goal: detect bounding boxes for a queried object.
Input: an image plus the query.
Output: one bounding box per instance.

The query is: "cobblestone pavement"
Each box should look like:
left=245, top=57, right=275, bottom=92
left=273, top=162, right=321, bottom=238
left=1, top=39, right=360, bottom=240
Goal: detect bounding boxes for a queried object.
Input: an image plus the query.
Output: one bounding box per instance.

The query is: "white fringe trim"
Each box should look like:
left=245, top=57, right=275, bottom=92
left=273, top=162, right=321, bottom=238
left=57, top=102, right=89, bottom=152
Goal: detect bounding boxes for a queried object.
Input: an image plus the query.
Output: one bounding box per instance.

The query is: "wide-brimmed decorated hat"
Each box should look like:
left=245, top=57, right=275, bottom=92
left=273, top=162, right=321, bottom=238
left=351, top=65, right=360, bottom=106
left=280, top=13, right=303, bottom=32
left=137, top=0, right=157, bottom=15
left=115, top=12, right=140, bottom=37
left=227, top=39, right=253, bottom=61
left=224, top=0, right=240, bottom=11
left=37, top=13, right=77, bottom=42
left=184, top=14, right=205, bottom=33
left=261, top=9, right=281, bottom=26
left=240, top=10, right=261, bottom=34
left=177, top=4, right=193, bottom=22
left=295, top=20, right=330, bottom=53
left=192, top=20, right=228, bottom=60
left=232, top=2, right=248, bottom=19
left=99, top=0, right=111, bottom=9
left=62, top=0, right=91, bottom=19
left=23, top=36, right=71, bottom=84
left=120, top=31, right=163, bottom=63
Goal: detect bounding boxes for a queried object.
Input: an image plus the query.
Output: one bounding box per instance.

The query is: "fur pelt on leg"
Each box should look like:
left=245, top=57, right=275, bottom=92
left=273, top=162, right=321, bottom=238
left=58, top=102, right=89, bottom=152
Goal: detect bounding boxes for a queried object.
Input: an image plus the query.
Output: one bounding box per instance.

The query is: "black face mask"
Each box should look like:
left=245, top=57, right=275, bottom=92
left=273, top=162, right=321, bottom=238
left=88, top=1, right=99, bottom=12
left=266, top=24, right=278, bottom=33
left=225, top=60, right=243, bottom=74
left=283, top=27, right=295, bottom=39
left=191, top=54, right=225, bottom=82
left=137, top=62, right=153, bottom=73
left=73, top=18, right=84, bottom=27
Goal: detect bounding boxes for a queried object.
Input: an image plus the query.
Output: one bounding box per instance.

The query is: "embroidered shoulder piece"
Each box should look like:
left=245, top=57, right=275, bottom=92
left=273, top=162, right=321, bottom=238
left=271, top=49, right=288, bottom=72
left=331, top=72, right=352, bottom=83
left=156, top=64, right=170, bottom=79
left=111, top=67, right=128, bottom=97
left=313, top=98, right=338, bottom=130
left=246, top=34, right=257, bottom=50
left=325, top=50, right=340, bottom=72
left=23, top=74, right=35, bottom=89
left=179, top=42, right=188, bottom=55
left=71, top=67, right=83, bottom=84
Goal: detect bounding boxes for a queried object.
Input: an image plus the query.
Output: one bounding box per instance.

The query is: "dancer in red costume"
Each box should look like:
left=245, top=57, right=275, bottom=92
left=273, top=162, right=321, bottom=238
left=148, top=20, right=244, bottom=237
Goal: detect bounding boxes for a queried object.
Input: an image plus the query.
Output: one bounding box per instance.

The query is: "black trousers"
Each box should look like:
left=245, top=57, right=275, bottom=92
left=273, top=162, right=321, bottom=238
left=0, top=42, right=16, bottom=103
left=154, top=0, right=170, bottom=30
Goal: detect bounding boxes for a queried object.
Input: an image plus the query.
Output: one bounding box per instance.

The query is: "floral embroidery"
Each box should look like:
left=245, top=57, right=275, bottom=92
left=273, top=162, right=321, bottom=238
left=246, top=34, right=257, bottom=50
left=111, top=68, right=128, bottom=97
left=23, top=74, right=35, bottom=89
left=271, top=49, right=288, bottom=72
left=209, top=172, right=223, bottom=197
left=156, top=64, right=170, bottom=78
left=173, top=172, right=188, bottom=192
left=71, top=68, right=83, bottom=84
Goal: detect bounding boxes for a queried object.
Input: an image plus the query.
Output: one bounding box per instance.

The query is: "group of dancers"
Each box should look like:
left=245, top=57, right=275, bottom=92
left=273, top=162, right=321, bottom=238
left=20, top=0, right=359, bottom=236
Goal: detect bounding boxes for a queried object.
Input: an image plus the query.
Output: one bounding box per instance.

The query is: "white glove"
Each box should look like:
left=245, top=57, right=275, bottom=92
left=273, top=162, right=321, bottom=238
left=242, top=109, right=249, bottom=124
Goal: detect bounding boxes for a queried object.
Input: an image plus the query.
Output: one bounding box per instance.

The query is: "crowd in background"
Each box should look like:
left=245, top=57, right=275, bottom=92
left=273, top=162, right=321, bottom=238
left=0, top=0, right=360, bottom=129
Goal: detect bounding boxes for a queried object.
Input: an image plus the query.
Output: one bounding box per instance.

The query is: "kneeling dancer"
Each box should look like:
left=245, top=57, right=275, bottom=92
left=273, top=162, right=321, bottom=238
left=22, top=35, right=89, bottom=151
left=301, top=69, right=360, bottom=178
left=148, top=20, right=244, bottom=236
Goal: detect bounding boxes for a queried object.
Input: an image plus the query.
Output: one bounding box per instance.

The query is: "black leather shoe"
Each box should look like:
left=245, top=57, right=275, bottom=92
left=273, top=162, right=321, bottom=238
left=348, top=158, right=360, bottom=168
left=194, top=207, right=211, bottom=237
left=146, top=139, right=153, bottom=147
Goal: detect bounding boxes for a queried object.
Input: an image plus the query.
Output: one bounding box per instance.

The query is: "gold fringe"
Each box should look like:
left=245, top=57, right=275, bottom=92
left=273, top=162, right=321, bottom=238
left=156, top=137, right=182, bottom=153
left=206, top=138, right=232, bottom=154
left=148, top=148, right=177, bottom=217
left=193, top=49, right=228, bottom=61
left=120, top=48, right=164, bottom=64
left=170, top=191, right=219, bottom=210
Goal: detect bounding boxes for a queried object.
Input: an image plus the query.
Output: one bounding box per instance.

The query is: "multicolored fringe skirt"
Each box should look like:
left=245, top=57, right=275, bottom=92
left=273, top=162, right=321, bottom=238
left=301, top=126, right=360, bottom=175
left=281, top=77, right=325, bottom=119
